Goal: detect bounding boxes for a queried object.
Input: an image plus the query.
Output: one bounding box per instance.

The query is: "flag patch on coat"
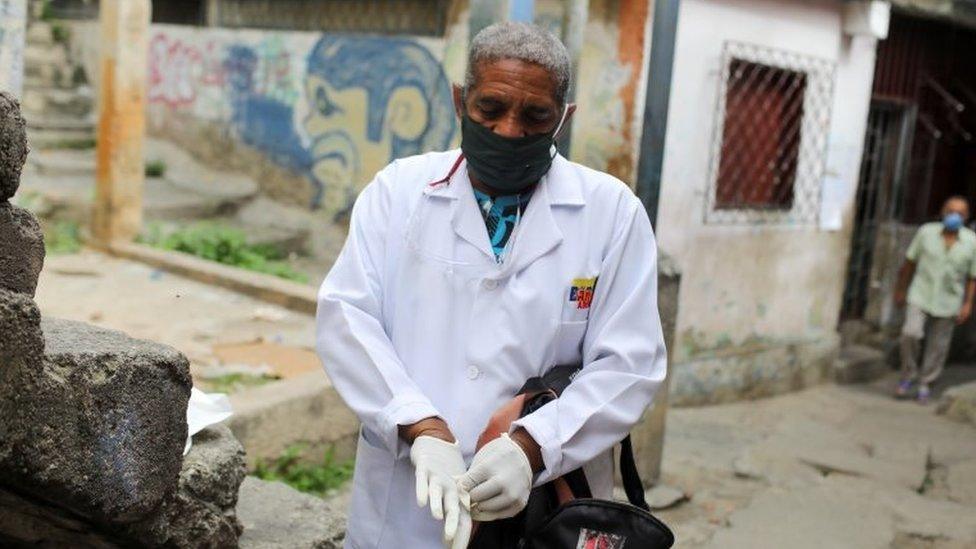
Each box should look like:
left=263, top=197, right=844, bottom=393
left=569, top=277, right=597, bottom=310
left=576, top=528, right=626, bottom=549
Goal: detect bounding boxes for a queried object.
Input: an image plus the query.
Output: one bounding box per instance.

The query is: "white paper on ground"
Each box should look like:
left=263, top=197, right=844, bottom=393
left=184, top=387, right=233, bottom=455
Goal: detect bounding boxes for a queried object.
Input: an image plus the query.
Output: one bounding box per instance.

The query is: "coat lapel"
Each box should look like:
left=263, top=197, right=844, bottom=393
left=502, top=173, right=563, bottom=275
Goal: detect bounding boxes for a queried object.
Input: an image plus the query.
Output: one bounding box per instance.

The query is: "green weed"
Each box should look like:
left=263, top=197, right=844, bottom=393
left=139, top=222, right=307, bottom=283
left=200, top=373, right=275, bottom=394
left=51, top=137, right=97, bottom=150
left=44, top=220, right=82, bottom=255
left=51, top=22, right=69, bottom=44
left=145, top=159, right=167, bottom=178
left=253, top=445, right=354, bottom=497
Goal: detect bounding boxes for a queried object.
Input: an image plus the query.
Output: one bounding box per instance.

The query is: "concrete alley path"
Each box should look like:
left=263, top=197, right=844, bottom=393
left=34, top=250, right=317, bottom=376
left=657, top=378, right=976, bottom=548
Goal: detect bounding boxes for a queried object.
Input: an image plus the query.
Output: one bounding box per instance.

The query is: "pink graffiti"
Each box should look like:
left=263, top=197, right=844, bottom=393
left=148, top=35, right=224, bottom=107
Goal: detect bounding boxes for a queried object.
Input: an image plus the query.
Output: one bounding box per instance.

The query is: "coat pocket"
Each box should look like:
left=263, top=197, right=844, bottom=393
left=552, top=320, right=588, bottom=366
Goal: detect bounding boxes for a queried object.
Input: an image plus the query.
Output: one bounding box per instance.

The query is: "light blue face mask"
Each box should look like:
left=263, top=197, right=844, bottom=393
left=943, top=212, right=964, bottom=232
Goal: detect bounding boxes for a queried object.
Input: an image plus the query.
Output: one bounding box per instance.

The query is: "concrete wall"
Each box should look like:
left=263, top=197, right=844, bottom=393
left=0, top=0, right=26, bottom=96
left=656, top=0, right=879, bottom=405
left=569, top=0, right=652, bottom=186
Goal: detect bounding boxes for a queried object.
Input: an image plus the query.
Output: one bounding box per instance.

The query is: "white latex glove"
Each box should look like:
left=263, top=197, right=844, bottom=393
left=409, top=436, right=471, bottom=548
left=457, top=433, right=533, bottom=521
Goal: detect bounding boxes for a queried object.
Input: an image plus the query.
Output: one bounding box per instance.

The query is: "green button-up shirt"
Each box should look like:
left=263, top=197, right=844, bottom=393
left=906, top=222, right=976, bottom=318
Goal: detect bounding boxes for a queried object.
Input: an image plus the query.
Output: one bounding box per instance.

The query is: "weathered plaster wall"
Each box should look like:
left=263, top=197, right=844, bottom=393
left=568, top=0, right=651, bottom=186
left=657, top=0, right=879, bottom=404
left=0, top=0, right=26, bottom=96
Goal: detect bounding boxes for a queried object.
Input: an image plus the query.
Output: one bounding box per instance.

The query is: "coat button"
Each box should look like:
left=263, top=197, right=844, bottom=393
left=467, top=365, right=481, bottom=380
left=482, top=279, right=498, bottom=290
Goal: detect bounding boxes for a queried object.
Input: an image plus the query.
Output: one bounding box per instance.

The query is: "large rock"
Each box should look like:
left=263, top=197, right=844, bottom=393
left=237, top=477, right=345, bottom=548
left=0, top=202, right=45, bottom=296
left=937, top=381, right=976, bottom=426
left=0, top=287, right=43, bottom=371
left=0, top=318, right=192, bottom=525
left=126, top=425, right=247, bottom=548
left=0, top=91, right=28, bottom=201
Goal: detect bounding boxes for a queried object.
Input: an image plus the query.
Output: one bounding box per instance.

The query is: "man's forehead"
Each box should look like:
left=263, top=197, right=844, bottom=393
left=468, top=59, right=559, bottom=103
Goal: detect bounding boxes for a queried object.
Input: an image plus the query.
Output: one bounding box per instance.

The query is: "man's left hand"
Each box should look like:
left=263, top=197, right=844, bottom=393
left=958, top=302, right=973, bottom=325
left=456, top=433, right=533, bottom=521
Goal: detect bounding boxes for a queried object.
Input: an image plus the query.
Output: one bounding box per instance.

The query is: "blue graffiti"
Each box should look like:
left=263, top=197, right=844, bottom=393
left=224, top=45, right=313, bottom=176
left=225, top=36, right=456, bottom=212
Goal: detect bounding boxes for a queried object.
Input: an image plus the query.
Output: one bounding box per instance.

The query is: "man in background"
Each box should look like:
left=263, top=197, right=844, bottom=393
left=894, top=195, right=976, bottom=403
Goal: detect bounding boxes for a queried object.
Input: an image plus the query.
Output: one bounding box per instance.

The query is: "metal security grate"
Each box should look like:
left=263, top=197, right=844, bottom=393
left=215, top=0, right=452, bottom=36
left=705, top=42, right=836, bottom=225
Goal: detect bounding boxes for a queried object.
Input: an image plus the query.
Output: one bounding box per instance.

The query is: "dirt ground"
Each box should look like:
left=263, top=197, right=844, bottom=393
left=34, top=249, right=322, bottom=389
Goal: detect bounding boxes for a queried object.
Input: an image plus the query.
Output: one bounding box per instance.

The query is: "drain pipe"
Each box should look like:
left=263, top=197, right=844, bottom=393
left=636, top=0, right=681, bottom=228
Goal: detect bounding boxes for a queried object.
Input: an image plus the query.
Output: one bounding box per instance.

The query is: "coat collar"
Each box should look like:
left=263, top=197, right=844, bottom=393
left=423, top=151, right=585, bottom=270
left=425, top=151, right=586, bottom=207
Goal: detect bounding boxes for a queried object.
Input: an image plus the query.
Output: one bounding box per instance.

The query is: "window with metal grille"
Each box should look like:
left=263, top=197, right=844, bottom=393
left=705, top=42, right=836, bottom=225
left=716, top=59, right=806, bottom=210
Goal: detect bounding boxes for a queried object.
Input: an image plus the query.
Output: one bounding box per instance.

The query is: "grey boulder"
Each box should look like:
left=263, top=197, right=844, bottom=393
left=0, top=202, right=45, bottom=296
left=0, top=318, right=192, bottom=525
left=237, top=477, right=346, bottom=548
left=126, top=425, right=247, bottom=548
left=0, top=91, right=27, bottom=201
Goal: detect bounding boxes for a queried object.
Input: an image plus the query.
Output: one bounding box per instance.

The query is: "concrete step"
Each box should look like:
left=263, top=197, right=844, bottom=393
left=27, top=115, right=95, bottom=131
left=937, top=381, right=976, bottom=426
left=237, top=477, right=346, bottom=548
left=22, top=73, right=74, bottom=92
left=833, top=344, right=888, bottom=384
left=28, top=149, right=94, bottom=177
left=27, top=127, right=96, bottom=150
left=25, top=22, right=54, bottom=47
left=145, top=138, right=260, bottom=202
left=145, top=217, right=309, bottom=258
left=17, top=172, right=251, bottom=225
left=24, top=43, right=68, bottom=68
left=22, top=86, right=93, bottom=118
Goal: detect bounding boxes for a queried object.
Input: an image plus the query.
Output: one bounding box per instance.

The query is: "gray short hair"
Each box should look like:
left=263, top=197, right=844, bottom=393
left=465, top=21, right=572, bottom=106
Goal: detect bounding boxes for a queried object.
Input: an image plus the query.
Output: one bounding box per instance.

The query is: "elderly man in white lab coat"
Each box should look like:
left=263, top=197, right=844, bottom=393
left=316, top=21, right=667, bottom=549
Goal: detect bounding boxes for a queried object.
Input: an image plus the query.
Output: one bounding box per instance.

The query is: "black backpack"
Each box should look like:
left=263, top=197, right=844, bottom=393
left=469, top=365, right=675, bottom=549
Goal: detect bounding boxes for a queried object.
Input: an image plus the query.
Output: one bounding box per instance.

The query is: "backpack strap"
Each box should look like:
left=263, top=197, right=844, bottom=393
left=619, top=435, right=649, bottom=510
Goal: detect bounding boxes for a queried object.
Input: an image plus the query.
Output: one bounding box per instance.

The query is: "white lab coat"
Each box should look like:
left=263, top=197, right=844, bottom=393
left=316, top=149, right=666, bottom=549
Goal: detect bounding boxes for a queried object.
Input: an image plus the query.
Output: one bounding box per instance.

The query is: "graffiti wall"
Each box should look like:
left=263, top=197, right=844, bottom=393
left=0, top=0, right=25, bottom=96
left=146, top=24, right=457, bottom=216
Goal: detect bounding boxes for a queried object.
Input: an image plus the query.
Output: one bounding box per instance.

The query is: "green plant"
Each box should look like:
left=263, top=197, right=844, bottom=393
left=51, top=137, right=97, bottom=150
left=40, top=0, right=55, bottom=21
left=44, top=220, right=82, bottom=255
left=51, top=22, right=69, bottom=44
left=253, top=445, right=354, bottom=497
left=200, top=373, right=275, bottom=394
left=140, top=222, right=308, bottom=283
left=145, top=159, right=167, bottom=178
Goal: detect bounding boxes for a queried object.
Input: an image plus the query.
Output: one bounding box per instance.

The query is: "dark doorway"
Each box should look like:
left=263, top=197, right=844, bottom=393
left=840, top=9, right=976, bottom=322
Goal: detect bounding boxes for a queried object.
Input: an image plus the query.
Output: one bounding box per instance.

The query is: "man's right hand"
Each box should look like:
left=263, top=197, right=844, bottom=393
left=409, top=436, right=472, bottom=549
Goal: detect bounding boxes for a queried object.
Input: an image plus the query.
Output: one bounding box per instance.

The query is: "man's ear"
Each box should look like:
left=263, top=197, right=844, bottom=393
left=386, top=86, right=428, bottom=142
left=452, top=84, right=465, bottom=119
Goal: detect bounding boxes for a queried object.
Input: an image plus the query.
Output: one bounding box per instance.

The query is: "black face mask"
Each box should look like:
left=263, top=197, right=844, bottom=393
left=460, top=107, right=567, bottom=194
